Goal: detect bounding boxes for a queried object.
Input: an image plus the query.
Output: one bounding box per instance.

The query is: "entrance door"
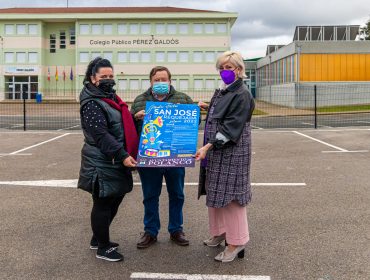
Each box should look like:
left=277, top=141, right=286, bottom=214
left=14, top=83, right=30, bottom=99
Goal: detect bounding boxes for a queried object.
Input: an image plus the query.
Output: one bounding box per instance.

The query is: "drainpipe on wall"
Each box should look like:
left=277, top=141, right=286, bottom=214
left=269, top=55, right=272, bottom=103
left=296, top=44, right=301, bottom=109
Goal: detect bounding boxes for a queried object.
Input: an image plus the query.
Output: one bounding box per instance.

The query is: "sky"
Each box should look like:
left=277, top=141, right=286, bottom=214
left=0, top=0, right=369, bottom=58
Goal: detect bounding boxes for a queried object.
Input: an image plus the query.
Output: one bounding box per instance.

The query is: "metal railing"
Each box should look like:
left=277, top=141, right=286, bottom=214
left=1, top=85, right=370, bottom=131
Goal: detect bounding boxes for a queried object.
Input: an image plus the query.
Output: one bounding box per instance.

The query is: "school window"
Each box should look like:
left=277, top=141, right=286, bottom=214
left=103, top=52, right=113, bottom=61
left=118, top=80, right=127, bottom=91
left=16, top=52, right=26, bottom=63
left=205, top=51, right=215, bottom=62
left=168, top=51, right=177, bottom=62
left=129, top=79, right=140, bottom=90
left=79, top=24, right=89, bottom=35
left=141, top=52, right=151, bottom=63
left=142, top=79, right=150, bottom=89
left=179, top=79, right=189, bottom=90
left=5, top=24, right=14, bottom=35
left=118, top=24, right=127, bottom=34
left=179, top=51, right=189, bottom=62
left=59, top=31, right=66, bottom=49
left=156, top=24, right=165, bottom=34
left=141, top=24, right=151, bottom=34
left=205, top=24, right=215, bottom=34
left=28, top=52, right=38, bottom=63
left=103, top=24, right=112, bottom=35
left=193, top=24, right=203, bottom=34
left=217, top=23, right=227, bottom=33
left=217, top=51, right=224, bottom=58
left=179, top=24, right=188, bottom=34
left=91, top=52, right=101, bottom=59
left=167, top=24, right=177, bottom=34
left=50, top=34, right=56, bottom=53
left=16, top=24, right=26, bottom=35
left=79, top=52, right=89, bottom=63
left=193, top=51, right=203, bottom=62
left=129, top=24, right=139, bottom=34
left=206, top=79, right=215, bottom=89
left=91, top=24, right=101, bottom=35
left=129, top=52, right=140, bottom=63
left=156, top=51, right=165, bottom=62
left=28, top=24, right=38, bottom=35
left=118, top=52, right=128, bottom=63
left=5, top=52, right=14, bottom=63
left=117, top=52, right=127, bottom=63
left=69, top=28, right=76, bottom=45
left=194, top=79, right=203, bottom=89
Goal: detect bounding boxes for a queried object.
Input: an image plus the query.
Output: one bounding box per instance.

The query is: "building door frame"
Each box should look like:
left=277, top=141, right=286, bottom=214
left=13, top=82, right=30, bottom=100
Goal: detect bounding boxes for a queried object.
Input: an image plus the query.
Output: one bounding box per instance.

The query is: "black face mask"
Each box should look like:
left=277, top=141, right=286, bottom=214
left=97, top=79, right=116, bottom=93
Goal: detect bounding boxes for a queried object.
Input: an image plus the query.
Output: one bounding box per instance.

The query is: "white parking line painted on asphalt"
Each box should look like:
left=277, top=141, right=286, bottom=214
left=57, top=124, right=80, bottom=131
left=10, top=124, right=24, bottom=129
left=0, top=180, right=78, bottom=188
left=0, top=131, right=82, bottom=134
left=0, top=180, right=306, bottom=188
left=301, top=122, right=332, bottom=128
left=292, top=131, right=348, bottom=152
left=322, top=150, right=368, bottom=153
left=252, top=183, right=306, bottom=186
left=251, top=125, right=264, bottom=129
left=252, top=128, right=370, bottom=133
left=0, top=153, right=32, bottom=156
left=130, top=272, right=270, bottom=280
left=6, top=133, right=70, bottom=156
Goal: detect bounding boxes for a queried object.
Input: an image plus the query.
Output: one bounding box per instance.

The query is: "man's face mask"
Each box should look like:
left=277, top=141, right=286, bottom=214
left=152, top=82, right=169, bottom=95
left=98, top=79, right=116, bottom=93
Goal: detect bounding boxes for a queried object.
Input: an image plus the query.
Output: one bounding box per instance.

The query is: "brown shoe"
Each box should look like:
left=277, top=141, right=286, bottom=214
left=137, top=232, right=157, bottom=249
left=170, top=231, right=189, bottom=246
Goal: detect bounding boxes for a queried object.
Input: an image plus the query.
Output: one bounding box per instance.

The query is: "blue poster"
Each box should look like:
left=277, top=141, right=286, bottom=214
left=137, top=102, right=200, bottom=167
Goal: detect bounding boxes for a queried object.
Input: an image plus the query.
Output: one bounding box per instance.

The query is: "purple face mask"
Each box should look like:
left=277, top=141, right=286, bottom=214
left=220, top=70, right=236, bottom=85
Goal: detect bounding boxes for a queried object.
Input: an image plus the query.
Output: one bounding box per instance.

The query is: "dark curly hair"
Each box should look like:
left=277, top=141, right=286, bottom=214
left=83, top=57, right=113, bottom=85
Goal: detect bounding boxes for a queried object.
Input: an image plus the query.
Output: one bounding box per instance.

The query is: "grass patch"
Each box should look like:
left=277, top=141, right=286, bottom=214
left=253, top=108, right=268, bottom=115
left=317, top=104, right=370, bottom=113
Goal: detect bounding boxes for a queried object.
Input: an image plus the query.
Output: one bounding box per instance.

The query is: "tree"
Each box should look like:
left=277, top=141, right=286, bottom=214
left=360, top=19, right=370, bottom=40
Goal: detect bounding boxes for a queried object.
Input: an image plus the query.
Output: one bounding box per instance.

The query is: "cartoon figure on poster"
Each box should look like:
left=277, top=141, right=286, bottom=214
left=140, top=115, right=170, bottom=158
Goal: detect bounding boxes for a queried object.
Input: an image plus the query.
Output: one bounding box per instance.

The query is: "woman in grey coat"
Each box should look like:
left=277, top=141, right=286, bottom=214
left=195, top=51, right=255, bottom=263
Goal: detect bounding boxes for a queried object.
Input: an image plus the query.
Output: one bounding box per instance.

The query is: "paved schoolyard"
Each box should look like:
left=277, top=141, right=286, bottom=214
left=0, top=129, right=369, bottom=280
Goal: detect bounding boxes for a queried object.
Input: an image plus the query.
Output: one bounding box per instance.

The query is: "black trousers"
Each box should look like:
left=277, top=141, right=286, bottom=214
left=91, top=182, right=124, bottom=249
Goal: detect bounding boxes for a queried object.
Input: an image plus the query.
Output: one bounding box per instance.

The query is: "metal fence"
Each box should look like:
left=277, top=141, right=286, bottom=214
left=1, top=84, right=370, bottom=131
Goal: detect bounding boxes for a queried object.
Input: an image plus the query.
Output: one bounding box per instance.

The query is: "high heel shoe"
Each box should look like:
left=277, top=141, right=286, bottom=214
left=214, top=245, right=245, bottom=263
left=203, top=233, right=226, bottom=247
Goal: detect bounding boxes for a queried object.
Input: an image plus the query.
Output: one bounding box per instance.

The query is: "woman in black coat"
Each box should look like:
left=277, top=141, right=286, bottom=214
left=195, top=51, right=254, bottom=263
left=78, top=57, right=138, bottom=262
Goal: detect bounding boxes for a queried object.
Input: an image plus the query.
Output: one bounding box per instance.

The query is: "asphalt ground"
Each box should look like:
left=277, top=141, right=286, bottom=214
left=0, top=129, right=370, bottom=280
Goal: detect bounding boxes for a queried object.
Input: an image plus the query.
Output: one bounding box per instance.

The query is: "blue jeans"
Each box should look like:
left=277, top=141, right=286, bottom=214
left=138, top=167, right=185, bottom=237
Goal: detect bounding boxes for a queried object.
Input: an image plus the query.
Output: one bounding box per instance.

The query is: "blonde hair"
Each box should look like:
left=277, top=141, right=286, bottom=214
left=216, top=51, right=246, bottom=78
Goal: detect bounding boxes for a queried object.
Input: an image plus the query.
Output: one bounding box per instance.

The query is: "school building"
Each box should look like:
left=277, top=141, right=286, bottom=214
left=0, top=7, right=237, bottom=102
left=254, top=25, right=370, bottom=108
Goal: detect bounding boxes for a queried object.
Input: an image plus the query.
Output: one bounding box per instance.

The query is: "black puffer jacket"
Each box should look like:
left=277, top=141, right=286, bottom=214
left=78, top=83, right=133, bottom=198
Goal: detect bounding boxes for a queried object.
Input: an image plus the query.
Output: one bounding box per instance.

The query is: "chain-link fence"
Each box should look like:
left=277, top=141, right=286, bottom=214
left=1, top=84, right=370, bottom=130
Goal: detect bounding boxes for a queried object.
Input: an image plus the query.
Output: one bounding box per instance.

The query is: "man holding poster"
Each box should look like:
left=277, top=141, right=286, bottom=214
left=131, top=66, right=196, bottom=249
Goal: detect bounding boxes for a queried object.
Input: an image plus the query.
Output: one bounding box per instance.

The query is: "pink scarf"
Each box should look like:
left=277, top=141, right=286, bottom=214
left=101, top=95, right=139, bottom=159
